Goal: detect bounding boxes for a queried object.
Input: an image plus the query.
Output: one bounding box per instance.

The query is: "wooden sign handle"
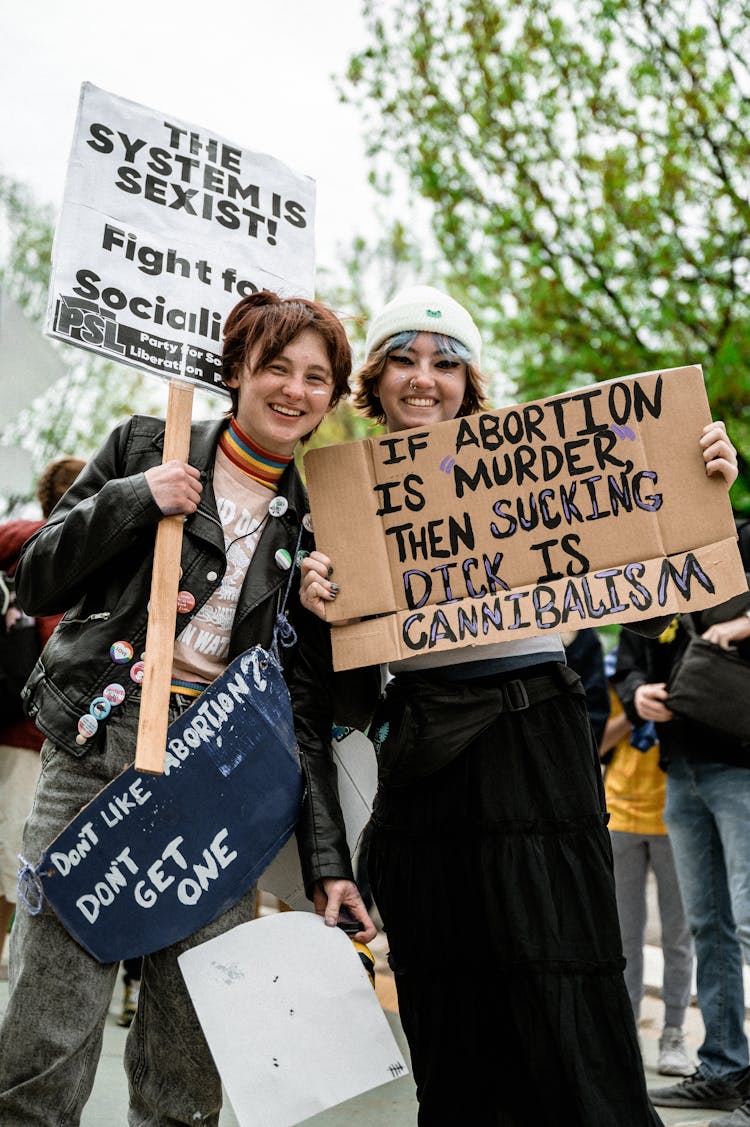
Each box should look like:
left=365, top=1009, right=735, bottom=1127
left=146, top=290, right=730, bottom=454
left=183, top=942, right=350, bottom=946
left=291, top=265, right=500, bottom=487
left=135, top=378, right=195, bottom=774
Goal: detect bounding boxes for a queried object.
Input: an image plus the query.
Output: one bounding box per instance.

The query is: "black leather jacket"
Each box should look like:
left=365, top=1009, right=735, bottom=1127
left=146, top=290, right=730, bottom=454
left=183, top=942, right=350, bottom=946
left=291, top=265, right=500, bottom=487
left=16, top=414, right=352, bottom=893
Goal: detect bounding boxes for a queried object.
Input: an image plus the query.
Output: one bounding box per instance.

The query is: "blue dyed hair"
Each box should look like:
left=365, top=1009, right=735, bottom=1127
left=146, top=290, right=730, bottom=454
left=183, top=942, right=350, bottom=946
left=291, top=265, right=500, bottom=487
left=383, top=330, right=472, bottom=364
left=354, top=329, right=488, bottom=424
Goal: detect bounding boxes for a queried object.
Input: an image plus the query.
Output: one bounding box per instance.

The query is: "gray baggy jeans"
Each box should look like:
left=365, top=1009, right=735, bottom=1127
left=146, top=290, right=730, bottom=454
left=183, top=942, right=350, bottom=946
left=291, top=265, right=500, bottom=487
left=610, top=829, right=694, bottom=1028
left=0, top=699, right=258, bottom=1126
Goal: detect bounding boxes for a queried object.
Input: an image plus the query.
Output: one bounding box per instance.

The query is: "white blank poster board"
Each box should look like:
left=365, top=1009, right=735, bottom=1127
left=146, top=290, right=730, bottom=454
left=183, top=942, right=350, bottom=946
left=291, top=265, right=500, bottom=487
left=260, top=728, right=377, bottom=911
left=179, top=912, right=407, bottom=1127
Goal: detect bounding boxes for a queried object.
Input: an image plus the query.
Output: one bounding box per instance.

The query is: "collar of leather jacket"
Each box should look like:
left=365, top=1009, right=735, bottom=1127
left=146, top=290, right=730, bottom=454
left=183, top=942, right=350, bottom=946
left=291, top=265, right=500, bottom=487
left=141, top=415, right=310, bottom=550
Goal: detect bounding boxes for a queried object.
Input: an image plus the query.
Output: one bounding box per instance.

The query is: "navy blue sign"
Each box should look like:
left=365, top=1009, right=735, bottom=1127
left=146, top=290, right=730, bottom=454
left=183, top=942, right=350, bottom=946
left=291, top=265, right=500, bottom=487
left=34, top=648, right=303, bottom=962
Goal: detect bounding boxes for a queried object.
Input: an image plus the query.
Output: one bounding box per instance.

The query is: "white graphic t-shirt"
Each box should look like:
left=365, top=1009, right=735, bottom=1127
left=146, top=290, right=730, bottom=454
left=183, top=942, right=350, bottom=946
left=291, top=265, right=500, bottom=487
left=171, top=447, right=275, bottom=686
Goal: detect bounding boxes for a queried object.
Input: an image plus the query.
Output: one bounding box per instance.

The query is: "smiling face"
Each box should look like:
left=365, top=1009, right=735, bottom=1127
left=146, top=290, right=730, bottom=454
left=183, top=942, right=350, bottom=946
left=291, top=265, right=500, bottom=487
left=374, top=331, right=468, bottom=432
left=227, top=327, right=335, bottom=455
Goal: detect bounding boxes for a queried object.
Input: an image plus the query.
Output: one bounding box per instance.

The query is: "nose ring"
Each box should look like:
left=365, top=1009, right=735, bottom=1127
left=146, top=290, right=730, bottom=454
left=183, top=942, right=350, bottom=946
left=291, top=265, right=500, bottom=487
left=409, top=379, right=417, bottom=390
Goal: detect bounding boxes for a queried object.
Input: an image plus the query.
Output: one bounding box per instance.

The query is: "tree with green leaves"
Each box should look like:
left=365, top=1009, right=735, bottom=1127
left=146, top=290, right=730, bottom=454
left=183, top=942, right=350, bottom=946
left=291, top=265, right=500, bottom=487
left=345, top=0, right=750, bottom=509
left=0, top=176, right=56, bottom=324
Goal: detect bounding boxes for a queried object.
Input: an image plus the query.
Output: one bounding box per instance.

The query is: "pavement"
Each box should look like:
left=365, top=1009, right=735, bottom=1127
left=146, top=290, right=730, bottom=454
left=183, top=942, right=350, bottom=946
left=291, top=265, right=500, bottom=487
left=2, top=883, right=750, bottom=1125
left=0, top=923, right=417, bottom=1127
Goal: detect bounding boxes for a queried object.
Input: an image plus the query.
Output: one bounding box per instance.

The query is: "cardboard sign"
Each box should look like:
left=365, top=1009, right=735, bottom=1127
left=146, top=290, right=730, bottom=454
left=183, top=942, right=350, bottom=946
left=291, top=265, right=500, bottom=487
left=305, top=365, right=747, bottom=670
left=31, top=649, right=302, bottom=962
left=178, top=913, right=408, bottom=1127
left=46, top=83, right=316, bottom=390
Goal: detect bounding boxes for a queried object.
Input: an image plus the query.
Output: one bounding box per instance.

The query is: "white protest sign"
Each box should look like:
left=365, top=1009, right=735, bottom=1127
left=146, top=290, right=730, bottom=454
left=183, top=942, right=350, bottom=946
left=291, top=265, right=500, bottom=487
left=46, top=82, right=316, bottom=391
left=44, top=82, right=318, bottom=773
left=260, top=727, right=377, bottom=910
left=178, top=913, right=408, bottom=1127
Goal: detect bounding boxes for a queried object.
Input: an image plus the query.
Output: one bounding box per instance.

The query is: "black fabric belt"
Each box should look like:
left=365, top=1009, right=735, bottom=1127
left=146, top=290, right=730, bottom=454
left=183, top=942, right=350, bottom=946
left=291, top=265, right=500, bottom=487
left=395, top=661, right=578, bottom=714
left=373, top=662, right=583, bottom=787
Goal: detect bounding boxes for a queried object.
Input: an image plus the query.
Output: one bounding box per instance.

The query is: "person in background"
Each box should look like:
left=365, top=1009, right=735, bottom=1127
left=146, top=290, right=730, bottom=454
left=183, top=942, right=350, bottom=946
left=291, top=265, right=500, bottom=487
left=562, top=628, right=610, bottom=748
left=0, top=456, right=86, bottom=970
left=300, top=283, right=740, bottom=1126
left=117, top=957, right=142, bottom=1028
left=615, top=521, right=750, bottom=1127
left=0, top=292, right=375, bottom=1126
left=603, top=641, right=694, bottom=1077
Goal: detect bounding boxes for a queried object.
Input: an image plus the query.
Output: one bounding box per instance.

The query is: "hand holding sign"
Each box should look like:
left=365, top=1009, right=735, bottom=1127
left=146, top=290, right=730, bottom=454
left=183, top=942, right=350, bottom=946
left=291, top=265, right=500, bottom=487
left=700, top=419, right=738, bottom=483
left=144, top=459, right=202, bottom=515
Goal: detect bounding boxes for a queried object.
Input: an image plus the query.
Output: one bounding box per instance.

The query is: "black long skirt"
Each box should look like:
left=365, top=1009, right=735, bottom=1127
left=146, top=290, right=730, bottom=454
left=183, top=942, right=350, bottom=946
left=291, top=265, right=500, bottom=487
left=368, top=667, right=664, bottom=1127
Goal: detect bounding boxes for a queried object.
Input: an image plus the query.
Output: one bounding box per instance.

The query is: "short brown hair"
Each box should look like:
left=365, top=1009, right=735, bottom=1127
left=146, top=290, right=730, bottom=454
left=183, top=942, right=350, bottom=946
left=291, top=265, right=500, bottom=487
left=36, top=456, right=86, bottom=518
left=353, top=331, right=490, bottom=425
left=221, top=292, right=352, bottom=431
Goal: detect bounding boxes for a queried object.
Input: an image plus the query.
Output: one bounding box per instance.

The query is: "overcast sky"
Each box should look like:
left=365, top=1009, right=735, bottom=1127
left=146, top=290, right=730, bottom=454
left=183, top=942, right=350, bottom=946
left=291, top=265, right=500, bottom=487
left=0, top=1, right=384, bottom=275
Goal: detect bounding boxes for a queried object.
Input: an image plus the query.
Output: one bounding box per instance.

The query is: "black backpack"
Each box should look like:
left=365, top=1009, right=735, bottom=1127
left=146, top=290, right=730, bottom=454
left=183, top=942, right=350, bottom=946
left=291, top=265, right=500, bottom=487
left=0, top=571, right=40, bottom=725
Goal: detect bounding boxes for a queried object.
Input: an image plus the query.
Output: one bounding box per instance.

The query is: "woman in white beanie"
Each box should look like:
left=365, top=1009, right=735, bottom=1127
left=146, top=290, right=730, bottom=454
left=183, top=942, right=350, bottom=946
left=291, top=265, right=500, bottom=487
left=301, top=285, right=737, bottom=1126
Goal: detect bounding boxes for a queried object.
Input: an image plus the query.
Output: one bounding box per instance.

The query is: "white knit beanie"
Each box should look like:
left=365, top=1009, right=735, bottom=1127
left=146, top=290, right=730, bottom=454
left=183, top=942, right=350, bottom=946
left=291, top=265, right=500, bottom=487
left=365, top=285, right=482, bottom=365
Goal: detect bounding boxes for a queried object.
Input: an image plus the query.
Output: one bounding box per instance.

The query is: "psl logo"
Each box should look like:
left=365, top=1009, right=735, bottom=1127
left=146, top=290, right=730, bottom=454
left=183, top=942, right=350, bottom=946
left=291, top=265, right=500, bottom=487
left=53, top=296, right=125, bottom=355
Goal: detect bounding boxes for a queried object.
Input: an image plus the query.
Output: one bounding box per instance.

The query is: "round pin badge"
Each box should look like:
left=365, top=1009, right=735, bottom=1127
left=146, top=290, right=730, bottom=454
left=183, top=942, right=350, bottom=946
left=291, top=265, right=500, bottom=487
left=110, top=640, right=134, bottom=664
left=89, top=696, right=111, bottom=721
left=268, top=496, right=288, bottom=518
left=274, top=548, right=292, bottom=571
left=103, top=683, right=126, bottom=706
left=130, top=661, right=145, bottom=685
left=302, top=512, right=313, bottom=533
left=295, top=550, right=309, bottom=568
left=176, top=590, right=196, bottom=613
left=77, top=714, right=98, bottom=740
